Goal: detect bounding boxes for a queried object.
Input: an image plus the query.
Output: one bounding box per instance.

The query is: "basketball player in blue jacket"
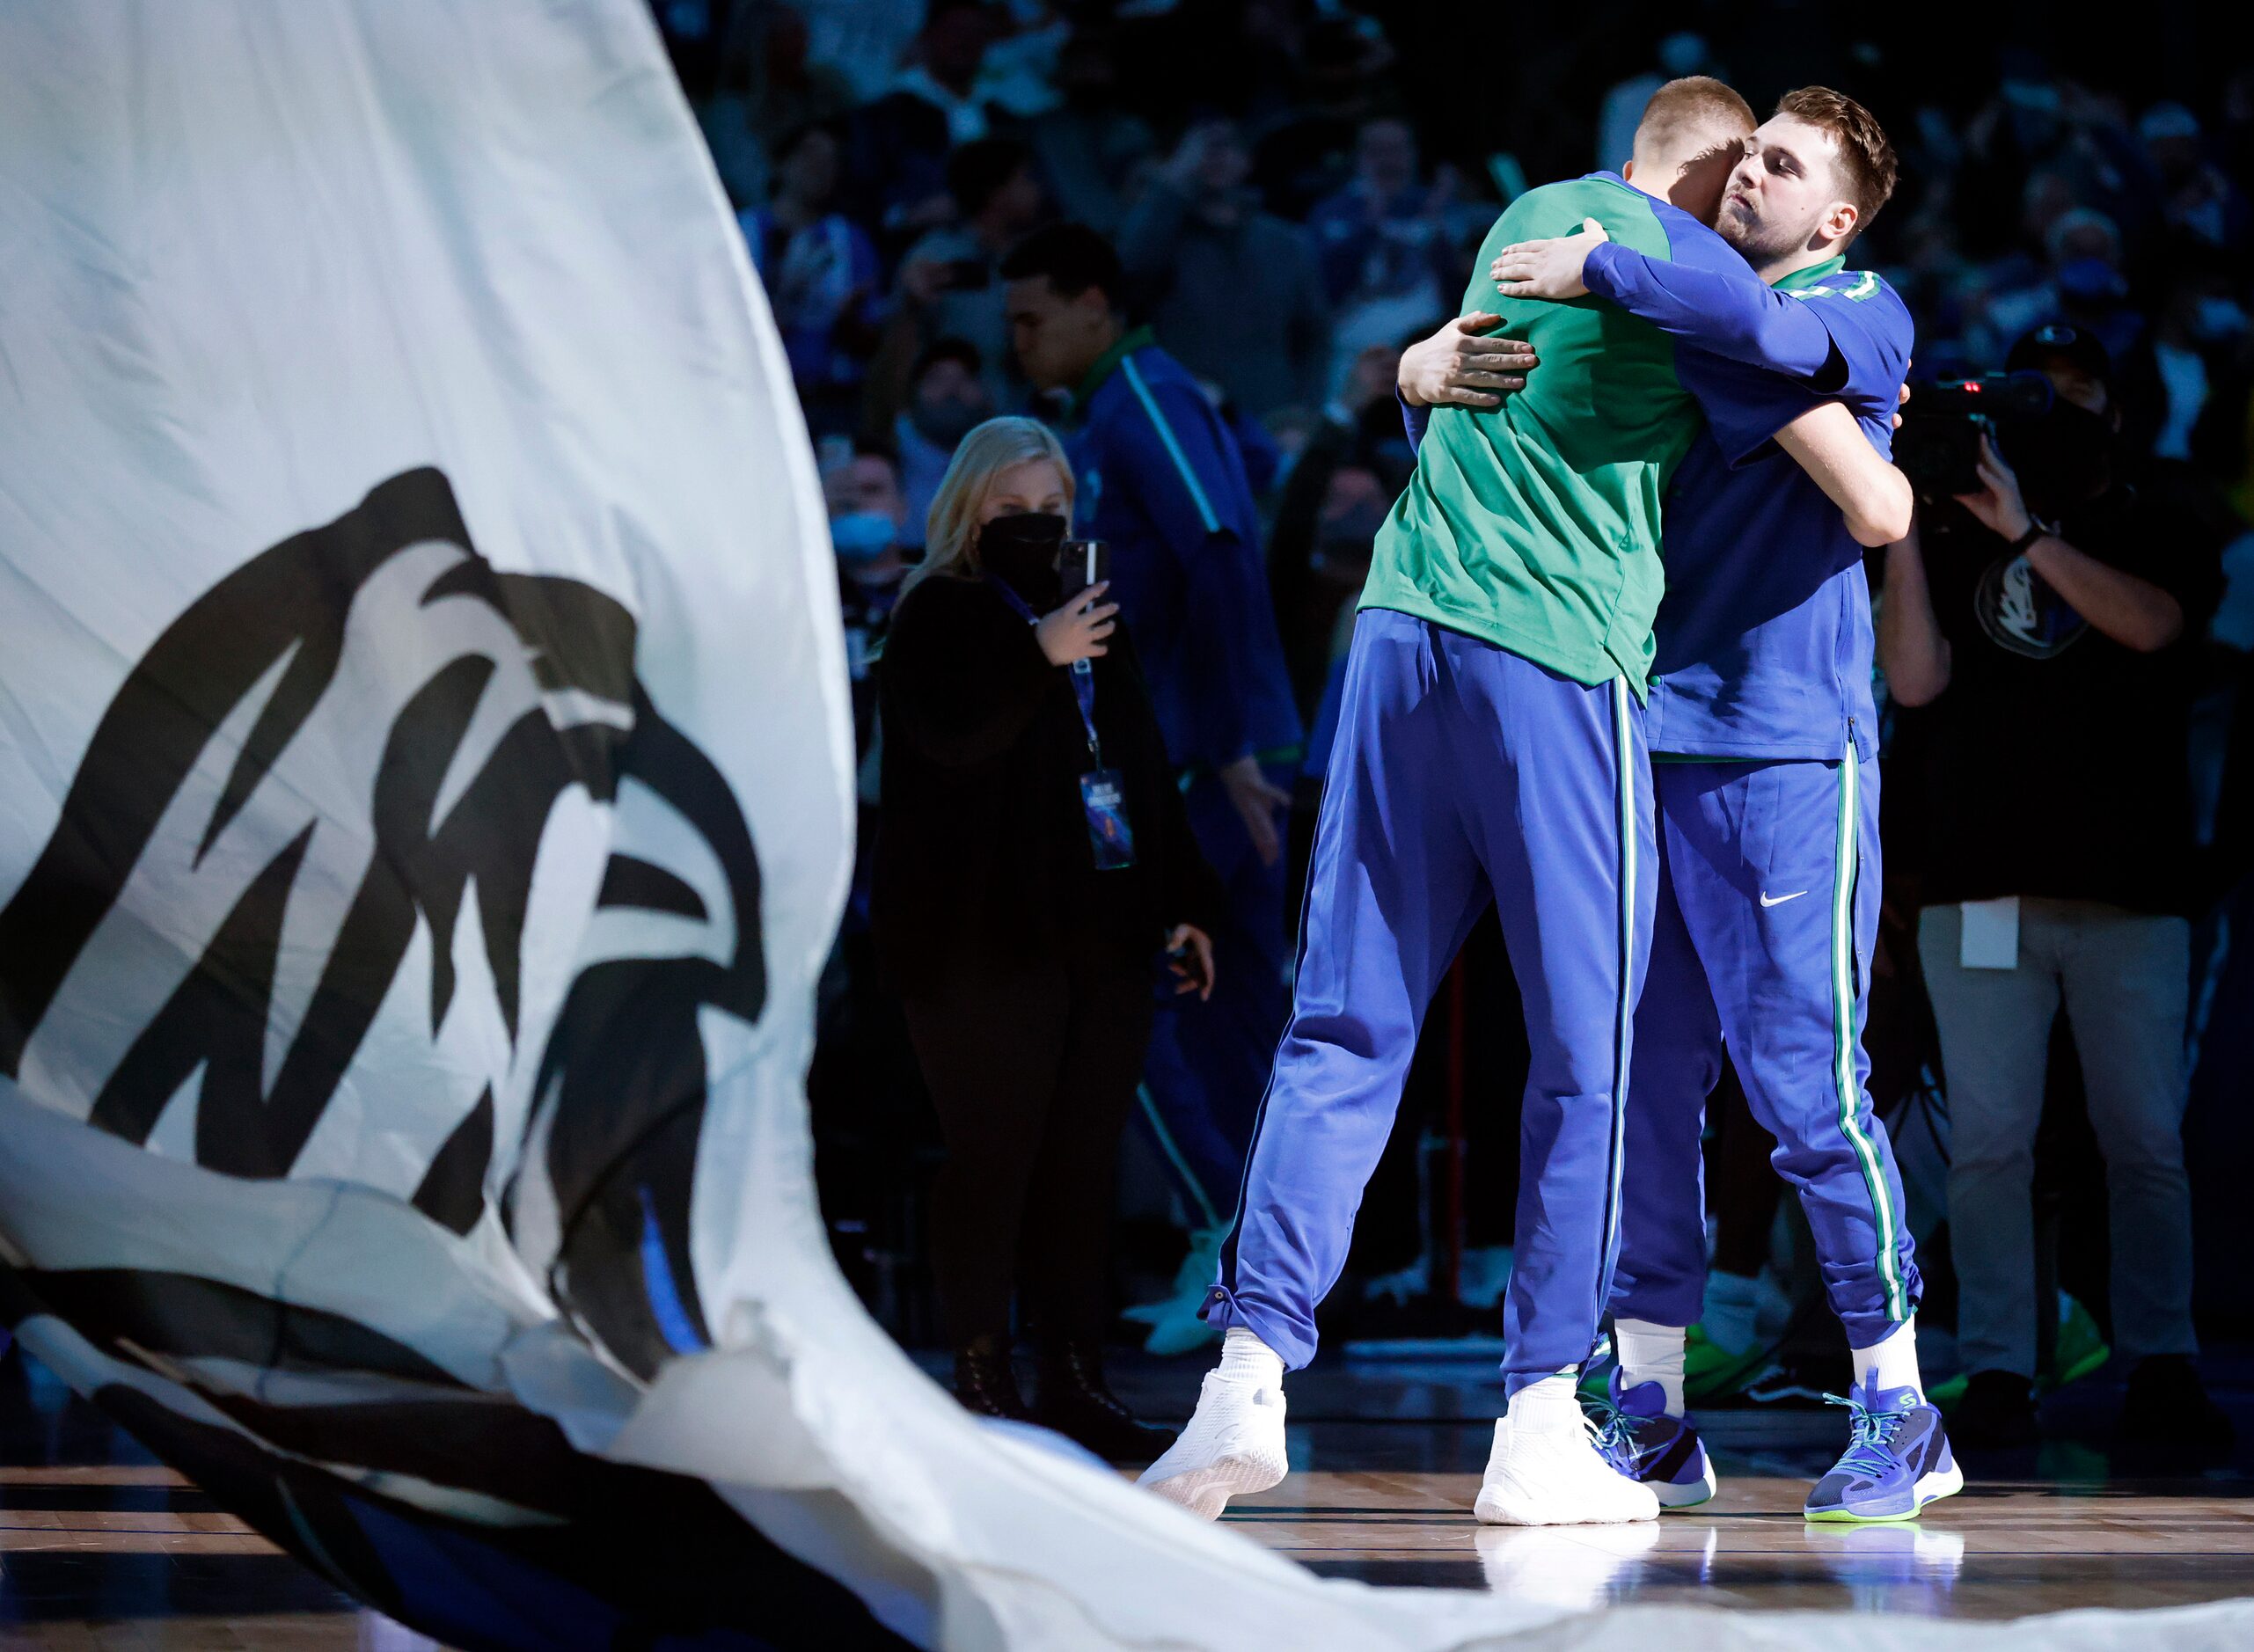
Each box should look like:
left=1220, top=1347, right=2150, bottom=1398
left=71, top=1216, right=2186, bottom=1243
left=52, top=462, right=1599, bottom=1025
left=999, top=226, right=1303, bottom=1305
left=1446, top=88, right=1961, bottom=1524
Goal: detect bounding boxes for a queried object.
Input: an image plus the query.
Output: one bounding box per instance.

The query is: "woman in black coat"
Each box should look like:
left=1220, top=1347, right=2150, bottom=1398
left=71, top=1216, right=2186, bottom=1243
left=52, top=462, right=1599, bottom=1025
left=875, top=416, right=1219, bottom=1462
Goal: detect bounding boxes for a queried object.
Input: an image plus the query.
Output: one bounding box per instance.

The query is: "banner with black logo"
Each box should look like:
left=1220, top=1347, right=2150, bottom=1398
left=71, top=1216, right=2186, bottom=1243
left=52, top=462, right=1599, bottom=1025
left=0, top=1, right=897, bottom=1643
left=14, top=6, right=2244, bottom=1652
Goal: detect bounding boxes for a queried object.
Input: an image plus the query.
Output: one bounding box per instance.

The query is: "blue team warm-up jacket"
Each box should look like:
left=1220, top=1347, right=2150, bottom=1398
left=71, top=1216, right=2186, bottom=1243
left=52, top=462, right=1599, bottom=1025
left=1065, top=329, right=1302, bottom=772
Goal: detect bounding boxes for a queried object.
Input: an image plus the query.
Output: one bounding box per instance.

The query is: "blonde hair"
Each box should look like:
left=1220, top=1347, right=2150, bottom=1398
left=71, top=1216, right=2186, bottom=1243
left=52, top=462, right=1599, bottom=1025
left=904, top=416, right=1076, bottom=596
left=1633, top=76, right=1756, bottom=171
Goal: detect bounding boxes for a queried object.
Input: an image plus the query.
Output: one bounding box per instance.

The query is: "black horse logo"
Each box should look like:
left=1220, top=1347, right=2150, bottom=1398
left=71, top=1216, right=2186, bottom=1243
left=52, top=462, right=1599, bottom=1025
left=0, top=466, right=763, bottom=1373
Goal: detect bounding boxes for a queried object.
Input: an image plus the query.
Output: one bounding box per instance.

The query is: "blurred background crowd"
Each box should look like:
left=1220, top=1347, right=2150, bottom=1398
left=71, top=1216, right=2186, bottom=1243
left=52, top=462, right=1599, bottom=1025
left=649, top=0, right=2253, bottom=1452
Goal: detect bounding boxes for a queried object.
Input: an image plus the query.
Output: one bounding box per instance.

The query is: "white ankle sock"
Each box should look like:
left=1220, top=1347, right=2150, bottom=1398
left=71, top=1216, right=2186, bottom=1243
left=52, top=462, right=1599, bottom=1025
left=1853, top=1319, right=1922, bottom=1399
left=1218, top=1327, right=1284, bottom=1389
left=1613, top=1319, right=1687, bottom=1416
left=1507, top=1373, right=1584, bottom=1436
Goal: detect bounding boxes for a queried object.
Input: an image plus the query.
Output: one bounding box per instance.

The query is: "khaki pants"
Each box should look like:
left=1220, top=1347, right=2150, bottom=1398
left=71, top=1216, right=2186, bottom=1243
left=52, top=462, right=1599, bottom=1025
left=1918, top=899, right=2196, bottom=1378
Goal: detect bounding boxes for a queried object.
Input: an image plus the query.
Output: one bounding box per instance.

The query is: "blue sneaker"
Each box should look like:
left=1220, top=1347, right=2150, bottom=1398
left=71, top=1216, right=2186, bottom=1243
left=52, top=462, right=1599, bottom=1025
left=1804, top=1378, right=1964, bottom=1523
left=1590, top=1368, right=1717, bottom=1509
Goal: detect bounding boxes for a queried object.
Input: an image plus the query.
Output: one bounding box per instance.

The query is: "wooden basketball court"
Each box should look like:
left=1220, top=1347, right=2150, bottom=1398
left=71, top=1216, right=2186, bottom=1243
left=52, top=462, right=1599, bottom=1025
left=1226, top=1468, right=2254, bottom=1616
left=4, top=1349, right=2251, bottom=1641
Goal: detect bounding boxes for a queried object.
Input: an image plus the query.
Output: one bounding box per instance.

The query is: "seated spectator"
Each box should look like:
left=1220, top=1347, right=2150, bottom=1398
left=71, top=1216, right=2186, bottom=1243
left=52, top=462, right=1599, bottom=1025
left=1266, top=337, right=1424, bottom=715
left=797, top=0, right=923, bottom=105
left=1969, top=204, right=2170, bottom=444
left=824, top=442, right=914, bottom=726
left=1247, top=11, right=1396, bottom=221
left=1972, top=207, right=2131, bottom=362
left=1878, top=325, right=2229, bottom=1450
left=741, top=122, right=882, bottom=439
left=892, top=339, right=993, bottom=551
left=879, top=137, right=1047, bottom=419
left=1021, top=20, right=1157, bottom=237
left=1305, top=121, right=1465, bottom=391
left=2142, top=102, right=2252, bottom=258
left=874, top=417, right=1218, bottom=1457
left=1595, top=33, right=1714, bottom=172
left=1116, top=120, right=1330, bottom=417
left=2151, top=252, right=2254, bottom=464
left=843, top=0, right=1003, bottom=245
left=701, top=3, right=853, bottom=206
left=823, top=442, right=911, bottom=943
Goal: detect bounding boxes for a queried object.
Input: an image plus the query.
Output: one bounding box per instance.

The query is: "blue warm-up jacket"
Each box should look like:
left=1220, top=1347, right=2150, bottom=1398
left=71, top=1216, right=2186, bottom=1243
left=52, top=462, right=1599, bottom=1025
left=1065, top=328, right=1302, bottom=772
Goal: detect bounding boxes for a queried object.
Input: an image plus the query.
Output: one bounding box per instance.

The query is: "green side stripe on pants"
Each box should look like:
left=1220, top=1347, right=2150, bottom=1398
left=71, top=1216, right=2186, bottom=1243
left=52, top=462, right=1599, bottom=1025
left=1833, top=749, right=1906, bottom=1320
left=1138, top=1083, right=1222, bottom=1231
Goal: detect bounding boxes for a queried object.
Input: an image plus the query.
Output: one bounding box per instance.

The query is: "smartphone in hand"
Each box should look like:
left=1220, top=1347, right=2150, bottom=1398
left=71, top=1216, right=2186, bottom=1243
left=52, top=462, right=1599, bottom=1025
left=1057, top=538, right=1109, bottom=602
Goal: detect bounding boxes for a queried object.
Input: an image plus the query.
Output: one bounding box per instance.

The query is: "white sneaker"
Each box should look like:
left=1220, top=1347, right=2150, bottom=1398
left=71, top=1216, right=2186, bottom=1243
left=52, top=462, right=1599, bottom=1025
left=1137, top=1371, right=1288, bottom=1519
left=1474, top=1413, right=1661, bottom=1526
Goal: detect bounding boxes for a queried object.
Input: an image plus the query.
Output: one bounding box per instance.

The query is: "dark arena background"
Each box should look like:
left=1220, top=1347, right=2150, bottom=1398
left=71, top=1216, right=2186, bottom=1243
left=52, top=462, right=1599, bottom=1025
left=3, top=1, right=2251, bottom=1648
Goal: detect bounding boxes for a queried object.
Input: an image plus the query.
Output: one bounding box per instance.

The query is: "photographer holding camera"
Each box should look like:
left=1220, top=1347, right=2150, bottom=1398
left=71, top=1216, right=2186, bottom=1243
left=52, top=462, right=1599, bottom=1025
left=875, top=416, right=1219, bottom=1460
left=1879, top=324, right=2226, bottom=1450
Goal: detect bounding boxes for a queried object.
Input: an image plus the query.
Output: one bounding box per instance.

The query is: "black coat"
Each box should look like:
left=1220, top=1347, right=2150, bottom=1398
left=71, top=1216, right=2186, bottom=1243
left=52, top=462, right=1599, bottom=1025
left=873, top=572, right=1222, bottom=994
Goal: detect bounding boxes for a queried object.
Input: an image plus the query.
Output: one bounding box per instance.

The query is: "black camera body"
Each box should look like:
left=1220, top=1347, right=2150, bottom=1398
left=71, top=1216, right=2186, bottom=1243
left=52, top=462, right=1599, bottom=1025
left=1893, top=371, right=2055, bottom=501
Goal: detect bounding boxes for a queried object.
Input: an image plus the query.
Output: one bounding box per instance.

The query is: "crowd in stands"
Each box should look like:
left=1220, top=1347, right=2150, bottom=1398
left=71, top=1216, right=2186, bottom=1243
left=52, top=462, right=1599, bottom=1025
left=657, top=0, right=2254, bottom=1452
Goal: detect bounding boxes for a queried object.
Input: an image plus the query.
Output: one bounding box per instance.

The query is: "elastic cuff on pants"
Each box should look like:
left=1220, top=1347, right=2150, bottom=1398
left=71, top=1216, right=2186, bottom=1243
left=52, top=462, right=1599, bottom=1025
left=1837, top=1299, right=1922, bottom=1355
left=1199, top=1285, right=1316, bottom=1371
left=1609, top=1285, right=1704, bottom=1335
left=1855, top=1318, right=1914, bottom=1350
left=1503, top=1363, right=1587, bottom=1401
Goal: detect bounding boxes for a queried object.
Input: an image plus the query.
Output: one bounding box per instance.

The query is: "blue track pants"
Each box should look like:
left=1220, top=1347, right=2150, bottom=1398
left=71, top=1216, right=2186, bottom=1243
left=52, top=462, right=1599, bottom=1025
left=1610, top=757, right=1920, bottom=1349
left=1205, top=609, right=1654, bottom=1393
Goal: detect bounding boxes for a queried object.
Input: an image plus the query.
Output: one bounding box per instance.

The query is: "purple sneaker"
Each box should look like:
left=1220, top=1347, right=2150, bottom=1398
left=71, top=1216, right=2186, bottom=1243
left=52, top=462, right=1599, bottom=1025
left=1592, top=1367, right=1717, bottom=1509
left=1804, top=1378, right=1962, bottom=1523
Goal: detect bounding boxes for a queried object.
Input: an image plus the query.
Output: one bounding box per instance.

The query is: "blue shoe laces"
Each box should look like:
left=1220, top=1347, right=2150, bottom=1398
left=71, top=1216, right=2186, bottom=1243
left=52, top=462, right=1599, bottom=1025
left=1581, top=1391, right=1642, bottom=1470
left=1823, top=1390, right=1909, bottom=1478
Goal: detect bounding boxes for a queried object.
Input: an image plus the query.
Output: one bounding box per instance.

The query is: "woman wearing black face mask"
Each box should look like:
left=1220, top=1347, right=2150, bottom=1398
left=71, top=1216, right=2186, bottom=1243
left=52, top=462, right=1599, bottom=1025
left=875, top=417, right=1220, bottom=1461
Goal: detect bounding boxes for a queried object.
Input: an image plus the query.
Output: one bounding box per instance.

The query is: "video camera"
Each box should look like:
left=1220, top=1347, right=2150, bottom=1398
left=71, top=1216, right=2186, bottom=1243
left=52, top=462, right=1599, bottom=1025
left=1893, top=371, right=2056, bottom=501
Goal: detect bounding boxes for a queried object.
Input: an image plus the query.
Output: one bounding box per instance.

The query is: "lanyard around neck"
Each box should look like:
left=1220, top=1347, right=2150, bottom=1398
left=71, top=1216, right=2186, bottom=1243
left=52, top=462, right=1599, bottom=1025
left=985, top=576, right=1101, bottom=764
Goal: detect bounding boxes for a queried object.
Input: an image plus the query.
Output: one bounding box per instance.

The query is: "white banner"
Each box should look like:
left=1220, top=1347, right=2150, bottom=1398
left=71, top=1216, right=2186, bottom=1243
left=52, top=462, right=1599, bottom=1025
left=0, top=5, right=2248, bottom=1650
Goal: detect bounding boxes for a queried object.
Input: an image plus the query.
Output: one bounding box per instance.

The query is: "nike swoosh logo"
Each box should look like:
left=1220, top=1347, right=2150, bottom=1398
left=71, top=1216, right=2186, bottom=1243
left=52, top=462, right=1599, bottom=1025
left=1760, top=891, right=1808, bottom=908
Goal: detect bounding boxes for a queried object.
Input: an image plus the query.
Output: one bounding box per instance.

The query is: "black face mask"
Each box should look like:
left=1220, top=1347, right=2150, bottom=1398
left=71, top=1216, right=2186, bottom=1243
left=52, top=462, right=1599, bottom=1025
left=978, top=511, right=1067, bottom=603
left=2005, top=400, right=2115, bottom=519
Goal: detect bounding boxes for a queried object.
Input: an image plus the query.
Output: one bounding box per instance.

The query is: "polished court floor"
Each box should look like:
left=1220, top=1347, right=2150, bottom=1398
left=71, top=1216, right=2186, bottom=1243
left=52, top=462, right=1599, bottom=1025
left=1124, top=1351, right=2254, bottom=1618
left=4, top=1343, right=2251, bottom=1644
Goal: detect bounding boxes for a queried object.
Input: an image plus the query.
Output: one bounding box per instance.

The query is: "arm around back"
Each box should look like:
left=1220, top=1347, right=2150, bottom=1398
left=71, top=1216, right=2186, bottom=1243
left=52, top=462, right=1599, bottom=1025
left=1582, top=240, right=1841, bottom=384
left=1774, top=403, right=1914, bottom=547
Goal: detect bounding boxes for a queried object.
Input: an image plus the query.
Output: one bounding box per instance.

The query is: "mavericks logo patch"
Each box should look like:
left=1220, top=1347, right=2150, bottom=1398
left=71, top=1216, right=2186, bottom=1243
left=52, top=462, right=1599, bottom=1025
left=1975, top=551, right=2089, bottom=659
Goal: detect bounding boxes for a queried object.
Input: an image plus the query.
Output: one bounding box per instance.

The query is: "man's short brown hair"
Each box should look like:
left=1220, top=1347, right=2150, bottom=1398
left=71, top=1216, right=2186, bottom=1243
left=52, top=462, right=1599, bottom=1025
left=1774, top=86, right=1898, bottom=236
left=1632, top=76, right=1756, bottom=165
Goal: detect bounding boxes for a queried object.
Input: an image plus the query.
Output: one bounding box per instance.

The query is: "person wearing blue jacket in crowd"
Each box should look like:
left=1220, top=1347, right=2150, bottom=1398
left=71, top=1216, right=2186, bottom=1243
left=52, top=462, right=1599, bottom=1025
left=1000, top=224, right=1304, bottom=1350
